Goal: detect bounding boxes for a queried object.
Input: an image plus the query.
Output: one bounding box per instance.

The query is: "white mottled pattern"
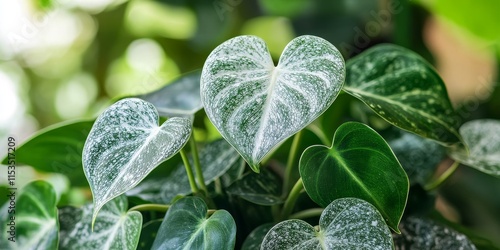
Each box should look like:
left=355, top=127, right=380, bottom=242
left=201, top=35, right=345, bottom=171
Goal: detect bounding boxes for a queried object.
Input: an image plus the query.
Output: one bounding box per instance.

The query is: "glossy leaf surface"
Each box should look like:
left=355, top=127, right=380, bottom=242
left=83, top=98, right=191, bottom=223
left=201, top=35, right=345, bottom=171
left=299, top=122, right=408, bottom=231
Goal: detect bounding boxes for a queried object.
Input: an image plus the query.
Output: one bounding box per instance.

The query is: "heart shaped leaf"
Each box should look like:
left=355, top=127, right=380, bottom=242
left=59, top=195, right=142, bottom=250
left=83, top=98, right=192, bottom=224
left=137, top=70, right=202, bottom=118
left=126, top=139, right=240, bottom=203
left=151, top=196, right=236, bottom=250
left=299, top=122, right=409, bottom=231
left=201, top=35, right=345, bottom=172
left=0, top=181, right=58, bottom=250
left=343, top=44, right=462, bottom=146
left=449, top=119, right=500, bottom=178
left=227, top=168, right=284, bottom=205
left=1, top=120, right=94, bottom=186
left=261, top=198, right=393, bottom=249
left=393, top=216, right=476, bottom=249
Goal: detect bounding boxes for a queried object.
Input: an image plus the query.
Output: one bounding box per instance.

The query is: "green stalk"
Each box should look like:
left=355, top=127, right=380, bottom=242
left=180, top=149, right=199, bottom=194
left=289, top=208, right=324, bottom=220
left=190, top=134, right=208, bottom=193
left=283, top=130, right=303, bottom=193
left=280, top=178, right=304, bottom=221
left=307, top=123, right=331, bottom=146
left=129, top=204, right=170, bottom=212
left=424, top=161, right=460, bottom=191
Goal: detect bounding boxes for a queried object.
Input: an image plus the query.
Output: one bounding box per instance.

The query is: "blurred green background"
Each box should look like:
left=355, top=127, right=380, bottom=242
left=1, top=0, right=499, bottom=246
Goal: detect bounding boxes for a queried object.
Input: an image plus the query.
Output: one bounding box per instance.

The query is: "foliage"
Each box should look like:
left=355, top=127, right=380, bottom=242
left=2, top=33, right=500, bottom=249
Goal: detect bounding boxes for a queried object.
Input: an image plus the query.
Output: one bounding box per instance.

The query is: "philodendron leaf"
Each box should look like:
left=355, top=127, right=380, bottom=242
left=83, top=98, right=191, bottom=224
left=242, top=223, right=274, bottom=250
left=227, top=168, right=284, bottom=205
left=299, top=122, right=408, bottom=231
left=126, top=139, right=240, bottom=203
left=261, top=198, right=393, bottom=249
left=344, top=44, right=462, bottom=146
left=449, top=119, right=500, bottom=178
left=137, top=219, right=162, bottom=250
left=0, top=181, right=58, bottom=250
left=387, top=130, right=445, bottom=185
left=59, top=195, right=142, bottom=250
left=151, top=196, right=236, bottom=250
left=1, top=120, right=93, bottom=186
left=201, top=35, right=345, bottom=172
left=137, top=70, right=202, bottom=118
left=393, top=216, right=476, bottom=249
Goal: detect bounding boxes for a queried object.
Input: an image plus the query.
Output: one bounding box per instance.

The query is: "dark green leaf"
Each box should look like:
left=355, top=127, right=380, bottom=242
left=344, top=44, right=462, bottom=145
left=151, top=197, right=236, bottom=250
left=201, top=35, right=345, bottom=172
left=1, top=120, right=93, bottom=187
left=241, top=223, right=274, bottom=250
left=137, top=70, right=202, bottom=118
left=393, top=216, right=476, bottom=250
left=227, top=169, right=283, bottom=205
left=127, top=139, right=240, bottom=203
left=299, top=122, right=409, bottom=231
left=83, top=98, right=191, bottom=224
left=261, top=198, right=393, bottom=249
left=449, top=119, right=500, bottom=178
left=137, top=219, right=162, bottom=250
left=0, top=181, right=58, bottom=250
left=59, top=195, right=142, bottom=250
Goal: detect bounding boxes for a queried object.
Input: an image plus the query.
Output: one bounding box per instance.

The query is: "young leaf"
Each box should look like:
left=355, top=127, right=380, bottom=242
left=343, top=44, right=462, bottom=146
left=137, top=70, right=202, bottom=118
left=0, top=181, right=58, bottom=250
left=201, top=35, right=345, bottom=172
left=261, top=198, right=393, bottom=249
left=126, top=139, right=240, bottom=203
left=1, top=120, right=94, bottom=186
left=393, top=216, right=476, bottom=249
left=227, top=168, right=284, bottom=205
left=59, top=195, right=142, bottom=250
left=387, top=129, right=445, bottom=185
left=83, top=98, right=191, bottom=224
left=241, top=223, right=274, bottom=250
left=299, top=122, right=409, bottom=231
left=151, top=196, right=236, bottom=250
left=449, top=119, right=500, bottom=178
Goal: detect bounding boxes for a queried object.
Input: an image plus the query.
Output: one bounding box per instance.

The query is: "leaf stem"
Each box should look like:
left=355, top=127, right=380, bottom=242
left=129, top=204, right=170, bottom=212
left=180, top=149, right=199, bottom=194
left=307, top=123, right=331, bottom=146
left=289, top=208, right=324, bottom=220
left=190, top=134, right=208, bottom=193
left=424, top=160, right=460, bottom=191
left=280, top=178, right=304, bottom=221
left=283, top=130, right=303, bottom=193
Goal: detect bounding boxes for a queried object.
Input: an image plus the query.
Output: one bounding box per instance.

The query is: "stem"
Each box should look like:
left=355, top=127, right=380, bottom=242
left=180, top=149, right=199, bottom=194
left=281, top=178, right=304, bottom=221
left=307, top=123, right=331, bottom=146
left=289, top=208, right=324, bottom=220
left=129, top=204, right=170, bottom=212
left=283, top=130, right=303, bottom=193
left=190, top=134, right=208, bottom=193
left=424, top=161, right=460, bottom=191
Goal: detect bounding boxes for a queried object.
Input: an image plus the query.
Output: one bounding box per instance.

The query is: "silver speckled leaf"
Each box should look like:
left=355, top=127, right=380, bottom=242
left=201, top=35, right=345, bottom=172
left=449, top=119, right=500, bottom=178
left=59, top=195, right=142, bottom=250
left=83, top=98, right=191, bottom=224
left=261, top=198, right=393, bottom=250
left=138, top=71, right=202, bottom=118
left=344, top=44, right=462, bottom=146
left=393, top=216, right=476, bottom=249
